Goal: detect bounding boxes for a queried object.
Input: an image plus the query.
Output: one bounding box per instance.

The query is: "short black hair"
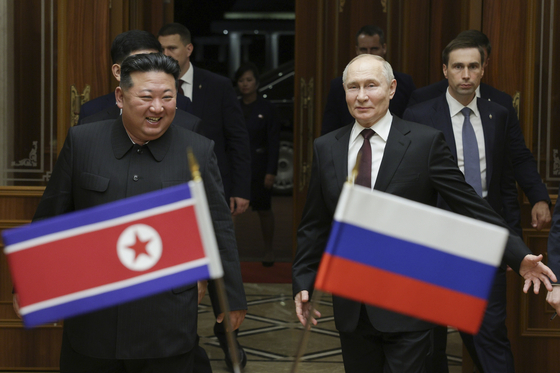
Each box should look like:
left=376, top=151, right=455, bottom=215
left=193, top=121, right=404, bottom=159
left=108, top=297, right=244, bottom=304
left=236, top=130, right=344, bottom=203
left=442, top=38, right=485, bottom=66
left=158, top=23, right=192, bottom=45
left=355, top=25, right=385, bottom=45
left=234, top=62, right=260, bottom=83
left=120, top=53, right=180, bottom=90
left=110, top=30, right=162, bottom=65
left=456, top=29, right=492, bottom=57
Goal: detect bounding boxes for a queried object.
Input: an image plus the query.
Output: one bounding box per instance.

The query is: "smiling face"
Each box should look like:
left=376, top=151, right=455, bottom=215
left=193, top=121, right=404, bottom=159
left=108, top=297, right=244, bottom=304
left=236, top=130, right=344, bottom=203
left=344, top=56, right=396, bottom=128
left=116, top=71, right=177, bottom=144
left=443, top=47, right=484, bottom=106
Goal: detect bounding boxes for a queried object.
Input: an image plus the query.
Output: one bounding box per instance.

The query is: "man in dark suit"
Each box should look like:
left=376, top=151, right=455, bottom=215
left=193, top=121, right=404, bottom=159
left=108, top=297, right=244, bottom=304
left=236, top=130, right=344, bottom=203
left=28, top=53, right=247, bottom=372
left=78, top=30, right=192, bottom=126
left=408, top=30, right=551, bottom=232
left=404, top=38, right=520, bottom=373
left=321, top=25, right=416, bottom=135
left=292, top=54, right=556, bottom=373
left=158, top=23, right=251, bottom=216
left=158, top=23, right=251, bottom=369
left=547, top=187, right=560, bottom=313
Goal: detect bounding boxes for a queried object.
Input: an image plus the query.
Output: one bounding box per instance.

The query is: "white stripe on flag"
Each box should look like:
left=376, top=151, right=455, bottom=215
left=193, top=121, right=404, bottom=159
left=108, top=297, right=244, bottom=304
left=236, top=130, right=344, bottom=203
left=189, top=180, right=224, bottom=279
left=19, top=257, right=210, bottom=315
left=5, top=199, right=196, bottom=254
left=334, top=184, right=508, bottom=267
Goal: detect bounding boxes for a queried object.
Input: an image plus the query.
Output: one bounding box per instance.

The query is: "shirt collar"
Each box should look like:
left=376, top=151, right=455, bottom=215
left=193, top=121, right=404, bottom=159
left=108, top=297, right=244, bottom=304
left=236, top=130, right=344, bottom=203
left=446, top=88, right=479, bottom=118
left=350, top=110, right=393, bottom=144
left=112, top=117, right=172, bottom=162
left=180, top=62, right=194, bottom=85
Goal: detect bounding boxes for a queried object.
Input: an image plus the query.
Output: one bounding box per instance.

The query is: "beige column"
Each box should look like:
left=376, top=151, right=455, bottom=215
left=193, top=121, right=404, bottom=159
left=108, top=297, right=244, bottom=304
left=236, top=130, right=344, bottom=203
left=0, top=1, right=14, bottom=185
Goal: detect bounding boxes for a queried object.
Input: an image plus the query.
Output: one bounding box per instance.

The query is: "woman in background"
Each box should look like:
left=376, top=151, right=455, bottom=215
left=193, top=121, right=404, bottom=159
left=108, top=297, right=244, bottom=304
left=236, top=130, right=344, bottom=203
left=235, top=62, right=281, bottom=266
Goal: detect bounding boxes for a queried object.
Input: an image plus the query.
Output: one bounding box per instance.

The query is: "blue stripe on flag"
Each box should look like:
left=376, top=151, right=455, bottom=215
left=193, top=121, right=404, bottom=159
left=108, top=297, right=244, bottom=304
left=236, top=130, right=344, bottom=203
left=325, top=221, right=497, bottom=299
left=22, top=264, right=209, bottom=328
left=4, top=183, right=192, bottom=246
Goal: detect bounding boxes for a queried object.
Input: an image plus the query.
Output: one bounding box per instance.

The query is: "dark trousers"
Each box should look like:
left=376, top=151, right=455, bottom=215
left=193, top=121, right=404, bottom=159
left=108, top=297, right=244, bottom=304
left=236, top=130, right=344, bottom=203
left=461, top=268, right=513, bottom=373
left=339, top=305, right=432, bottom=373
left=60, top=330, right=195, bottom=373
left=430, top=269, right=513, bottom=373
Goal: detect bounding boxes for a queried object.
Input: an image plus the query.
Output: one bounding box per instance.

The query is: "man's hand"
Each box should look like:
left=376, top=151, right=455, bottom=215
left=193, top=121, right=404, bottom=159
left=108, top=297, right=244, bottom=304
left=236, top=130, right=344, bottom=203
left=230, top=197, right=249, bottom=216
left=13, top=294, right=21, bottom=319
left=519, top=254, right=557, bottom=293
left=532, top=201, right=552, bottom=230
left=264, top=174, right=275, bottom=189
left=295, top=290, right=321, bottom=326
left=216, top=309, right=247, bottom=331
left=197, top=280, right=208, bottom=304
left=546, top=287, right=560, bottom=314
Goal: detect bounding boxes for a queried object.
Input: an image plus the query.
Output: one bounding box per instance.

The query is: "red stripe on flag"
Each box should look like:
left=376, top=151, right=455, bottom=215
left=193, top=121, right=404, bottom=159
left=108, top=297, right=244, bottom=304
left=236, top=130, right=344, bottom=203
left=9, top=206, right=204, bottom=307
left=315, top=253, right=487, bottom=334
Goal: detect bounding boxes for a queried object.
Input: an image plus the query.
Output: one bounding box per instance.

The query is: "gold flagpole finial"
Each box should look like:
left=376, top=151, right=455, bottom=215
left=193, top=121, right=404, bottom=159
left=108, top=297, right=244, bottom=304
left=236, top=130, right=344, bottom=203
left=187, top=148, right=202, bottom=182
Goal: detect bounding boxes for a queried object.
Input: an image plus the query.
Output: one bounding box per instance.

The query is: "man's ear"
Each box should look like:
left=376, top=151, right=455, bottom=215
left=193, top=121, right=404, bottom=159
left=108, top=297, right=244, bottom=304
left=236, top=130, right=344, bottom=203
left=115, top=87, right=124, bottom=109
left=186, top=43, right=194, bottom=59
left=389, top=79, right=397, bottom=99
left=442, top=64, right=448, bottom=79
left=112, top=64, right=121, bottom=81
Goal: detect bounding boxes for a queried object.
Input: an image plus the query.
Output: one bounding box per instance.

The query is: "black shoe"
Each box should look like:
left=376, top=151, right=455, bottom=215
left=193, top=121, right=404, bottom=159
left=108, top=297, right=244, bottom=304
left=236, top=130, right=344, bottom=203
left=223, top=342, right=247, bottom=370
left=215, top=325, right=247, bottom=370
left=262, top=261, right=275, bottom=267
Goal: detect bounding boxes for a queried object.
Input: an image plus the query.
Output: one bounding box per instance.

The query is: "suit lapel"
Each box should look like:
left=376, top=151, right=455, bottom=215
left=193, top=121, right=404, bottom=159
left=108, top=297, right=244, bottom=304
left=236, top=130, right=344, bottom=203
left=374, top=117, right=411, bottom=191
left=431, top=96, right=458, bottom=160
left=477, top=98, right=495, bottom=185
left=332, top=125, right=352, bottom=192
left=191, top=66, right=205, bottom=115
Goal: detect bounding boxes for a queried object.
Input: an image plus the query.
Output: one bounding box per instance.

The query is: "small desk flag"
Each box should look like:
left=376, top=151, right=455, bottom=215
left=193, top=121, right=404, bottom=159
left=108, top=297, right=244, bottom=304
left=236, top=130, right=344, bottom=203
left=3, top=181, right=223, bottom=328
left=315, top=183, right=508, bottom=334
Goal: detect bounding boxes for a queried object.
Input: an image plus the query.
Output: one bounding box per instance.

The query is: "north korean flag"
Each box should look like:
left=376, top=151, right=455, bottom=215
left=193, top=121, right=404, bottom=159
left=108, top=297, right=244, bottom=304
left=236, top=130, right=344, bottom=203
left=2, top=181, right=223, bottom=328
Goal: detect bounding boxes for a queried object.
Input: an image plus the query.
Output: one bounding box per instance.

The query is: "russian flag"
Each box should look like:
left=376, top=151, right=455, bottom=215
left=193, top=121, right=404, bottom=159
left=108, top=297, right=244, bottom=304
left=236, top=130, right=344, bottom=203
left=315, top=183, right=508, bottom=334
left=2, top=181, right=223, bottom=328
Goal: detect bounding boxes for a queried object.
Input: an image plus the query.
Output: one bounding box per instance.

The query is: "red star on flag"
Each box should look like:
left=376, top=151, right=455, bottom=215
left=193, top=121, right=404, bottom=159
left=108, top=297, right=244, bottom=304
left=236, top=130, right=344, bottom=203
left=127, top=232, right=152, bottom=260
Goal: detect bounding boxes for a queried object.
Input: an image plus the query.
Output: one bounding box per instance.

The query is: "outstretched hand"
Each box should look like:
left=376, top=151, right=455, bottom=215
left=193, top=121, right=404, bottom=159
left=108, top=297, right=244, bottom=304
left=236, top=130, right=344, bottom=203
left=294, top=290, right=321, bottom=326
left=519, top=254, right=557, bottom=294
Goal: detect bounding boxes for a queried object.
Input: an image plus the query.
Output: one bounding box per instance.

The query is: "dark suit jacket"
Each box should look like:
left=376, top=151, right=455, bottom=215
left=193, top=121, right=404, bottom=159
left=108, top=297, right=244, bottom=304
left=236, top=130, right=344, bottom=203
left=408, top=80, right=550, bottom=206
left=243, top=97, right=281, bottom=179
left=548, top=185, right=560, bottom=277
left=191, top=66, right=251, bottom=201
left=403, top=95, right=522, bottom=237
left=79, top=102, right=202, bottom=135
left=292, top=117, right=531, bottom=334
left=321, top=72, right=416, bottom=135
left=78, top=91, right=193, bottom=126
left=33, top=119, right=246, bottom=359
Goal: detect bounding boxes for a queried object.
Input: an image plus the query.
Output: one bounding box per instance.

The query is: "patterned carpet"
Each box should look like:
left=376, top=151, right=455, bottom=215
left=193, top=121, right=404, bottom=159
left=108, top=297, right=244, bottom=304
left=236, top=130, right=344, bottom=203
left=198, top=283, right=463, bottom=373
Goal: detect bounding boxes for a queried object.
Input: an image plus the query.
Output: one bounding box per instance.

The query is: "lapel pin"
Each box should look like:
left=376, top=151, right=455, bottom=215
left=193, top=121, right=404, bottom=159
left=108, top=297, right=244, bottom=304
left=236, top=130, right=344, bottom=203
left=199, top=84, right=202, bottom=89
left=258, top=114, right=264, bottom=119
left=489, top=114, right=493, bottom=119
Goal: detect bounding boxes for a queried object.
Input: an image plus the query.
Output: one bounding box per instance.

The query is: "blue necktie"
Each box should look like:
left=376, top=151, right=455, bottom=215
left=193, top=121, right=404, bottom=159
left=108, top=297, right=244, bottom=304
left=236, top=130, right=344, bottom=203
left=355, top=129, right=375, bottom=188
left=461, top=107, right=483, bottom=197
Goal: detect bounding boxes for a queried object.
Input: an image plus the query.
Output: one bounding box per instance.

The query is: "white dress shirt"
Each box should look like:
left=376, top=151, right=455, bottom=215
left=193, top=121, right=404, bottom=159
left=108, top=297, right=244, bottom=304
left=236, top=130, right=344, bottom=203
left=179, top=62, right=194, bottom=100
left=347, top=110, right=393, bottom=189
left=446, top=89, right=488, bottom=197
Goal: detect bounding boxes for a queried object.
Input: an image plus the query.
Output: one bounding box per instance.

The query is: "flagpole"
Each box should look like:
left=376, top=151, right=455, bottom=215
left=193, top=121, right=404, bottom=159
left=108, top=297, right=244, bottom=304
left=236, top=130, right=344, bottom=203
left=290, top=290, right=323, bottom=373
left=290, top=160, right=360, bottom=371
left=188, top=149, right=241, bottom=373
